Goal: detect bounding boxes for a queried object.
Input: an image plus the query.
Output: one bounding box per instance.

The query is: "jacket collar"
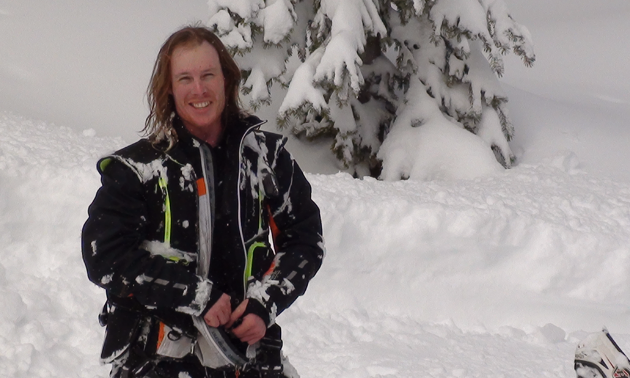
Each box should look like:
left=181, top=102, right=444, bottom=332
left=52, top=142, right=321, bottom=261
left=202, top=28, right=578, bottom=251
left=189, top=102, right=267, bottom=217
left=161, top=114, right=265, bottom=167
left=172, top=114, right=265, bottom=152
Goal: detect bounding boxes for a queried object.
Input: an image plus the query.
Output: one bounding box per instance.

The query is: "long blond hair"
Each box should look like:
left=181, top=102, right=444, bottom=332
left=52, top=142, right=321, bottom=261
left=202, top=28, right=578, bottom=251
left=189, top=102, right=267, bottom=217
left=143, top=25, right=243, bottom=149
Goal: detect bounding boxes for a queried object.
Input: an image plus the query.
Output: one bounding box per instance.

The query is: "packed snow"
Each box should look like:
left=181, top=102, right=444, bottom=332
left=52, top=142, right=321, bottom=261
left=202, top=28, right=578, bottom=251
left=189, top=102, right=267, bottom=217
left=1, top=1, right=630, bottom=378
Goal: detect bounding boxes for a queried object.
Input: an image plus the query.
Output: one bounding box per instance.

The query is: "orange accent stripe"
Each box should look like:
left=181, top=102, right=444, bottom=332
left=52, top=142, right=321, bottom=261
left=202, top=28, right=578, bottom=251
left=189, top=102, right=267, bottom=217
left=197, top=178, right=207, bottom=196
left=156, top=322, right=165, bottom=350
left=263, top=261, right=276, bottom=277
left=268, top=205, right=280, bottom=246
left=265, top=205, right=280, bottom=277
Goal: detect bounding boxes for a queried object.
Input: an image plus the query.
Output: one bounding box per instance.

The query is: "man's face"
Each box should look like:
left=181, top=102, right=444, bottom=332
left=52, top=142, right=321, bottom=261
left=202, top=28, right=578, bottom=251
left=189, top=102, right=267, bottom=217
left=170, top=41, right=226, bottom=138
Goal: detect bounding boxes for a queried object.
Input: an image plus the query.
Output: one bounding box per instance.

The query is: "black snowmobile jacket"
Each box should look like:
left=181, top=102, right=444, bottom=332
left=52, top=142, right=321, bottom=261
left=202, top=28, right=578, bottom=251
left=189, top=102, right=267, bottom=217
left=81, top=115, right=324, bottom=363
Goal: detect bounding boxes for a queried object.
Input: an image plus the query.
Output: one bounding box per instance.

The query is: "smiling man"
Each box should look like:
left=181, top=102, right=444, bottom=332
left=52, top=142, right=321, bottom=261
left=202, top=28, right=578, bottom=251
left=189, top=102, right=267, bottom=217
left=82, top=26, right=325, bottom=378
left=170, top=40, right=225, bottom=147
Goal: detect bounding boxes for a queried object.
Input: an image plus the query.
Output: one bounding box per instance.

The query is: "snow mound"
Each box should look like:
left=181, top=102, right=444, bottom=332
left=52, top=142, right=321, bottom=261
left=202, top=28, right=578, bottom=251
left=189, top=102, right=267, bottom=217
left=0, top=111, right=122, bottom=378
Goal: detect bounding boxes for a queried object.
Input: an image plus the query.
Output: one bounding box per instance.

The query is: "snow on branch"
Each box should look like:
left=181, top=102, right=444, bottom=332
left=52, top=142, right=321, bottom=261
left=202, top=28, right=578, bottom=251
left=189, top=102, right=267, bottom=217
left=480, top=0, right=535, bottom=66
left=208, top=9, right=253, bottom=52
left=208, top=0, right=263, bottom=21
left=260, top=0, right=297, bottom=45
left=279, top=47, right=328, bottom=117
left=238, top=43, right=288, bottom=106
left=430, top=0, right=492, bottom=48
left=312, top=0, right=387, bottom=94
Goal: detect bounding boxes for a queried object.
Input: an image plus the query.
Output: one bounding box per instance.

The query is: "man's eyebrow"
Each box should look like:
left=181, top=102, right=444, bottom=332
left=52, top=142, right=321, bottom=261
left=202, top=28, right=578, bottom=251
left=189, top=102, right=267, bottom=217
left=173, top=66, right=220, bottom=77
left=173, top=70, right=191, bottom=78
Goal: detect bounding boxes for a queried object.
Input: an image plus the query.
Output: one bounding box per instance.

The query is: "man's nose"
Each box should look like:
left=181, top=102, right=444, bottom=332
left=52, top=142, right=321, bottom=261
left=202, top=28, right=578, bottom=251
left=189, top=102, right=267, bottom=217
left=192, top=78, right=207, bottom=94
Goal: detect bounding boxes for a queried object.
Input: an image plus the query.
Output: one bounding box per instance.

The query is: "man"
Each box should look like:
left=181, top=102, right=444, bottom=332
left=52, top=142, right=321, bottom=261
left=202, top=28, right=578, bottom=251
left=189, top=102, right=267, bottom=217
left=82, top=26, right=324, bottom=378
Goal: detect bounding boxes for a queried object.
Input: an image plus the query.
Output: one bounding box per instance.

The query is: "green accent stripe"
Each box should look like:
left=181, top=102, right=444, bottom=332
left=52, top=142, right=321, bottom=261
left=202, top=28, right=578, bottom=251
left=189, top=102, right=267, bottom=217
left=158, top=177, right=172, bottom=246
left=244, top=188, right=266, bottom=287
left=245, top=241, right=266, bottom=287
left=99, top=157, right=112, bottom=172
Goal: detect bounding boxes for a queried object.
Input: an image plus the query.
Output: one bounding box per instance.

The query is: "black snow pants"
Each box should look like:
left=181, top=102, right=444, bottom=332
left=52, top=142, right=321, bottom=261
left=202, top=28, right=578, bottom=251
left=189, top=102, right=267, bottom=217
left=110, top=352, right=263, bottom=378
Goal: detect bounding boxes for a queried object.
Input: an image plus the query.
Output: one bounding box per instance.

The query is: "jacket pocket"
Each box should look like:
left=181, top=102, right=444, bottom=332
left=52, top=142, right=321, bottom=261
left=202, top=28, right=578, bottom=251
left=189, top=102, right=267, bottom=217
left=100, top=304, right=143, bottom=364
left=154, top=322, right=194, bottom=359
left=246, top=238, right=274, bottom=281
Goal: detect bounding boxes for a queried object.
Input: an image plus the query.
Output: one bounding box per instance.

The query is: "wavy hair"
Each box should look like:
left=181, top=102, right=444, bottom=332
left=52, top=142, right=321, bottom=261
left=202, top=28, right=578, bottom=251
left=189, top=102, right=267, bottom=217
left=143, top=25, right=243, bottom=149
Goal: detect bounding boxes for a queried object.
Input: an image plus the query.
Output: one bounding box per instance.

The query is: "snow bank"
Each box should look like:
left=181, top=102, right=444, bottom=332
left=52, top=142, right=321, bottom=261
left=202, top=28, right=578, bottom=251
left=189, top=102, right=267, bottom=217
left=0, top=112, right=122, bottom=378
left=378, top=82, right=503, bottom=181
left=303, top=168, right=630, bottom=332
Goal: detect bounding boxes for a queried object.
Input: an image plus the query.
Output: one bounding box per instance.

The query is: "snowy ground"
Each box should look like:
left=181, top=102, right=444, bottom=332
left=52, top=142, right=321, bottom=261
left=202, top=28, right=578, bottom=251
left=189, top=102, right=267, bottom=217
left=2, top=110, right=630, bottom=378
left=1, top=1, right=630, bottom=378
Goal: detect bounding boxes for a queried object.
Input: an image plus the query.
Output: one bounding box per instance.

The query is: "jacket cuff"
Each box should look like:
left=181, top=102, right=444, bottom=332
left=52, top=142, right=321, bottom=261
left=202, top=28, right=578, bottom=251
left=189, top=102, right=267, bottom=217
left=244, top=298, right=271, bottom=327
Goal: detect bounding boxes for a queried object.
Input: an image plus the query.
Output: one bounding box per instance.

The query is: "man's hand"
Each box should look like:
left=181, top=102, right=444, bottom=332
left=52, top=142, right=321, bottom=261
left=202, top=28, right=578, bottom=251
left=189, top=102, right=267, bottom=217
left=226, top=299, right=266, bottom=345
left=203, top=293, right=232, bottom=327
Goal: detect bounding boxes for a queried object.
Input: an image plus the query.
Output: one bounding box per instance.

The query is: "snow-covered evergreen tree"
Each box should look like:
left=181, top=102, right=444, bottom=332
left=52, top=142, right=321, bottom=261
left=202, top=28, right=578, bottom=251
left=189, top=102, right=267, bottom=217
left=207, top=0, right=534, bottom=179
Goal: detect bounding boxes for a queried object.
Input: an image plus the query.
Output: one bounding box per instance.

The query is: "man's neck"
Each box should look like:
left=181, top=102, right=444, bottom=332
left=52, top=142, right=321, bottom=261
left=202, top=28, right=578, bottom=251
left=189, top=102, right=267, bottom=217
left=186, top=125, right=224, bottom=148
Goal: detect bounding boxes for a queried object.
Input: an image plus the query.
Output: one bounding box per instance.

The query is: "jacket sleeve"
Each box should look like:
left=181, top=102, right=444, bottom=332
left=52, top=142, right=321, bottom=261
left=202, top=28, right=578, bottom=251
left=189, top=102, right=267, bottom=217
left=81, top=159, right=219, bottom=316
left=245, top=146, right=325, bottom=326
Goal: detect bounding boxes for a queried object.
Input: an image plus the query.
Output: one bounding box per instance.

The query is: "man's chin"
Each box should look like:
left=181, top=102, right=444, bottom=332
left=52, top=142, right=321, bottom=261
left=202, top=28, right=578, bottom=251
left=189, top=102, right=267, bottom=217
left=182, top=117, right=222, bottom=133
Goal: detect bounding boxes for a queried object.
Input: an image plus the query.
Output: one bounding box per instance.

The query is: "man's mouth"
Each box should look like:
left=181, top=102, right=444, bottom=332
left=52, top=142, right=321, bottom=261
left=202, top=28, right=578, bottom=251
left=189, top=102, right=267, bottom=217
left=192, top=101, right=210, bottom=109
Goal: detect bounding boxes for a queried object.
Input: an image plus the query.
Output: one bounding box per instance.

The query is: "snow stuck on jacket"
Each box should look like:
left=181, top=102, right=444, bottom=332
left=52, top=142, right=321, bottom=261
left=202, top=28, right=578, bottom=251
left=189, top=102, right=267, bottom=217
left=176, top=278, right=213, bottom=316
left=140, top=240, right=197, bottom=264
left=115, top=156, right=169, bottom=184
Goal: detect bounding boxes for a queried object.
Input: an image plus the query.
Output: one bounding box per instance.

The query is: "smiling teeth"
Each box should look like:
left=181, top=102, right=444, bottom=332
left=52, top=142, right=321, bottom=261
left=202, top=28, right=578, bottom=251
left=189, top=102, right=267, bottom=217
left=192, top=102, right=209, bottom=108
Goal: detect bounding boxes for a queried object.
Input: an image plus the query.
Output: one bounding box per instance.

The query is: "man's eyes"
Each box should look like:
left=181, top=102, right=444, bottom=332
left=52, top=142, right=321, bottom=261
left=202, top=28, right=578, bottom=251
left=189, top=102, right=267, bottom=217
left=177, top=73, right=214, bottom=82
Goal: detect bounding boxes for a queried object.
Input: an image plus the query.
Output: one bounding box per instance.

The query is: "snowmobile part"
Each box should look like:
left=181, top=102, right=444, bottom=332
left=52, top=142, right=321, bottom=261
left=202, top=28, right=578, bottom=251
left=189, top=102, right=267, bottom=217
left=575, top=361, right=606, bottom=378
left=575, top=327, right=630, bottom=378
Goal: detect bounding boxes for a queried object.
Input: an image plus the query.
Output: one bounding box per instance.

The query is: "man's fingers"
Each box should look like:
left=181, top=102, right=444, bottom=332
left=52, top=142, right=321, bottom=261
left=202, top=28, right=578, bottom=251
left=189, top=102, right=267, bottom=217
left=231, top=314, right=266, bottom=345
left=236, top=332, right=257, bottom=344
left=232, top=299, right=248, bottom=319
left=205, top=316, right=217, bottom=328
left=236, top=328, right=265, bottom=344
left=237, top=327, right=264, bottom=343
left=226, top=299, right=248, bottom=328
left=218, top=307, right=230, bottom=324
left=204, top=294, right=232, bottom=327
